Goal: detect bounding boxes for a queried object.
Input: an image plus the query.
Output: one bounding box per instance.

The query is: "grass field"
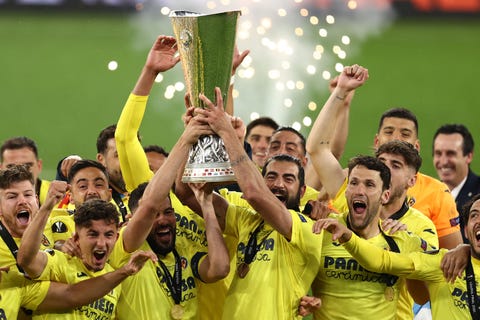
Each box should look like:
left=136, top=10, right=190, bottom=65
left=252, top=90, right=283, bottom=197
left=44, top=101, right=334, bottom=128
left=1, top=9, right=480, bottom=181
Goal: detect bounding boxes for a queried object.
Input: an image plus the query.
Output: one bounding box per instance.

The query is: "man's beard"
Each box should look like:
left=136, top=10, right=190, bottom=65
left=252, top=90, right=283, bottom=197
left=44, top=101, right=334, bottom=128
left=146, top=232, right=176, bottom=256
left=286, top=190, right=301, bottom=211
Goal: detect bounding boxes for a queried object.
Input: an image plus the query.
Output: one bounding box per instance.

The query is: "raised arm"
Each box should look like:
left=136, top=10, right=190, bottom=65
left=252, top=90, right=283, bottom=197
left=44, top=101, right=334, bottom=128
left=122, top=116, right=212, bottom=252
left=305, top=76, right=354, bottom=190
left=189, top=183, right=230, bottom=282
left=38, top=250, right=157, bottom=311
left=17, top=181, right=67, bottom=278
left=225, top=46, right=249, bottom=115
left=195, top=88, right=294, bottom=239
left=305, top=65, right=369, bottom=199
left=115, top=35, right=180, bottom=193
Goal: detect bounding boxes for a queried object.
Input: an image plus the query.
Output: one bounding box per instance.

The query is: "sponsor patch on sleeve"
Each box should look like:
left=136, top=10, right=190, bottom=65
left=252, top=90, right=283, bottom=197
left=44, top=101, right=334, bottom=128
left=297, top=213, right=307, bottom=223
left=450, top=216, right=460, bottom=227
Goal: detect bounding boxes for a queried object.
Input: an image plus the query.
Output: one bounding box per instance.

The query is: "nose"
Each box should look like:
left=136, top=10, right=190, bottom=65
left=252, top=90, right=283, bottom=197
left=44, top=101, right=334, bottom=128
left=17, top=193, right=28, bottom=205
left=273, top=177, right=285, bottom=189
left=258, top=138, right=269, bottom=150
left=352, top=183, right=366, bottom=195
left=96, top=235, right=107, bottom=248
left=86, top=184, right=99, bottom=196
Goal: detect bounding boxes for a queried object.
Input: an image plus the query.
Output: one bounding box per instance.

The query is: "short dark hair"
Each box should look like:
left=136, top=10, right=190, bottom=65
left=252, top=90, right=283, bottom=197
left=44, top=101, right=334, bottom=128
left=0, top=164, right=34, bottom=190
left=461, top=193, right=480, bottom=230
left=96, top=125, right=116, bottom=155
left=262, top=154, right=305, bottom=188
left=246, top=117, right=279, bottom=139
left=347, top=155, right=391, bottom=191
left=144, top=145, right=169, bottom=158
left=272, top=127, right=307, bottom=156
left=378, top=108, right=419, bottom=136
left=376, top=140, right=422, bottom=173
left=128, top=182, right=148, bottom=213
left=1, top=136, right=39, bottom=162
left=67, top=160, right=109, bottom=183
left=74, top=199, right=119, bottom=229
left=433, top=124, right=474, bottom=156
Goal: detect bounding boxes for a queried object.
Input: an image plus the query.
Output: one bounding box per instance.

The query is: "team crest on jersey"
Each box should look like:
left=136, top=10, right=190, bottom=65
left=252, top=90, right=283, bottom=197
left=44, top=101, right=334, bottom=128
left=420, top=239, right=427, bottom=251
left=181, top=256, right=188, bottom=269
left=407, top=196, right=416, bottom=207
left=41, top=234, right=51, bottom=247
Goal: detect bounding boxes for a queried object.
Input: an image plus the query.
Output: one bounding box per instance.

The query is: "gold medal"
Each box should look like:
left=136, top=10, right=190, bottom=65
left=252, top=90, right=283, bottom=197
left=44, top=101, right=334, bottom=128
left=237, top=262, right=250, bottom=278
left=171, top=304, right=184, bottom=320
left=384, top=286, right=394, bottom=301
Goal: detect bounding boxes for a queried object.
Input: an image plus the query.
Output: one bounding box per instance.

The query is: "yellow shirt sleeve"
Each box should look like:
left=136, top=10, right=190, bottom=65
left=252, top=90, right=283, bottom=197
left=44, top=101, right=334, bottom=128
left=115, top=93, right=154, bottom=193
left=343, top=233, right=417, bottom=277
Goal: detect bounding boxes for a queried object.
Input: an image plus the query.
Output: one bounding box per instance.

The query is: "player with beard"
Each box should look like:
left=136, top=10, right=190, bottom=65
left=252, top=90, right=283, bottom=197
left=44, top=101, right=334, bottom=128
left=108, top=112, right=230, bottom=320
left=314, top=192, right=480, bottom=320
left=309, top=156, right=430, bottom=319
left=175, top=88, right=324, bottom=319
left=306, top=64, right=437, bottom=319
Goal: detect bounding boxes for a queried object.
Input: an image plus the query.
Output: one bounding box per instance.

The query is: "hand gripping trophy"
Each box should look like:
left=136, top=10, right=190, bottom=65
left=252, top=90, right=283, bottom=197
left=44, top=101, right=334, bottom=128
left=170, top=10, right=241, bottom=183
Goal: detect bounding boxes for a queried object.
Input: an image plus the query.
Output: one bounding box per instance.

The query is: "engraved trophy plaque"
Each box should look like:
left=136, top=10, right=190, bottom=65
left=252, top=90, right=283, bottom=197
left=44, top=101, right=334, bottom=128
left=170, top=10, right=241, bottom=182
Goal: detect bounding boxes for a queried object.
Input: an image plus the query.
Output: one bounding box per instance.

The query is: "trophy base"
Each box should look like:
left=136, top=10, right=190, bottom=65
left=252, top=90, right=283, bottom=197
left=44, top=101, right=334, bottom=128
left=182, top=162, right=236, bottom=183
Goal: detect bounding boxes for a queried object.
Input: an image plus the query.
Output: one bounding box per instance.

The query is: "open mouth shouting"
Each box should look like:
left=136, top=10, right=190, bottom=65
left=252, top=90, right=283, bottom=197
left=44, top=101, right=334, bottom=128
left=352, top=200, right=367, bottom=214
left=16, top=209, right=31, bottom=226
left=91, top=249, right=108, bottom=270
left=271, top=188, right=287, bottom=205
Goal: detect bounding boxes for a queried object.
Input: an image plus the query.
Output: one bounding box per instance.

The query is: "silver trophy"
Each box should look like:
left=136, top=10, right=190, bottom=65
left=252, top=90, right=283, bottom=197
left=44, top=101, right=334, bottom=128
left=170, top=10, right=241, bottom=183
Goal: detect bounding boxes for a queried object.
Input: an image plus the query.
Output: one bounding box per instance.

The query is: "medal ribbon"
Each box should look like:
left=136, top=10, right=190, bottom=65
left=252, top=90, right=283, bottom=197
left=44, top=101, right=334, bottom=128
left=465, top=259, right=480, bottom=320
left=156, top=248, right=182, bottom=305
left=243, top=221, right=265, bottom=264
left=0, top=220, right=25, bottom=274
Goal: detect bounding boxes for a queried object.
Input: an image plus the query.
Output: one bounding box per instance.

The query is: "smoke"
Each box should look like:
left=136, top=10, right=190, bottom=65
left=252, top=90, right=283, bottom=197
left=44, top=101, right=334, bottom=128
left=129, top=0, right=395, bottom=134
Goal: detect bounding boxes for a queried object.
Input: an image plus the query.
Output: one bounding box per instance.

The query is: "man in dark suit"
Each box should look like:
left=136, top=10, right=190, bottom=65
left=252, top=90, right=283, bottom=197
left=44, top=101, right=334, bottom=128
left=433, top=123, right=480, bottom=242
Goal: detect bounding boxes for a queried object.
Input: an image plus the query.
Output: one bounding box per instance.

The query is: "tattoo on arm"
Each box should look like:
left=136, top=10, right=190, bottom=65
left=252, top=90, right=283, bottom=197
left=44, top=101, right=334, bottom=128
left=230, top=155, right=248, bottom=167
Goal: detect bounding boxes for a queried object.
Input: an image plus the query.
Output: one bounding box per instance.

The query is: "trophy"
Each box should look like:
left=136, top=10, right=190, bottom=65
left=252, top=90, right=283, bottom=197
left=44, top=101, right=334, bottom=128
left=170, top=10, right=241, bottom=183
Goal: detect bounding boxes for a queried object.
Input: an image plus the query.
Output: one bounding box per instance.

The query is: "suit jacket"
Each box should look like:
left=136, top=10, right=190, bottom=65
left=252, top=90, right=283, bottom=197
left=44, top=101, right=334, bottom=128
left=456, top=169, right=480, bottom=242
left=456, top=169, right=480, bottom=214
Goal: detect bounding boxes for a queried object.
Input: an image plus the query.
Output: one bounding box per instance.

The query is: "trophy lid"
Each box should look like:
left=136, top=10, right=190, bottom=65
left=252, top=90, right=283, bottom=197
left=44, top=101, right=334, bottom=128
left=169, top=10, right=200, bottom=17
left=169, top=10, right=241, bottom=17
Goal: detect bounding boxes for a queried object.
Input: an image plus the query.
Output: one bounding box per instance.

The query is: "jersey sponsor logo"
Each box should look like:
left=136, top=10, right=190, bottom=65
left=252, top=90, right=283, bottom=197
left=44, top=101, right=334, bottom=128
left=77, top=297, right=115, bottom=319
left=323, top=256, right=389, bottom=284
left=237, top=238, right=274, bottom=264
left=175, top=213, right=208, bottom=247
left=451, top=287, right=468, bottom=309
left=450, top=216, right=460, bottom=227
left=156, top=269, right=198, bottom=303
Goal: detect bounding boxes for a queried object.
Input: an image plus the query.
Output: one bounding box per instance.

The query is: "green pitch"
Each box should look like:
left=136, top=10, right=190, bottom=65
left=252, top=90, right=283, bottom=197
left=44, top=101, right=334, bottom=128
left=1, top=11, right=479, bottom=181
